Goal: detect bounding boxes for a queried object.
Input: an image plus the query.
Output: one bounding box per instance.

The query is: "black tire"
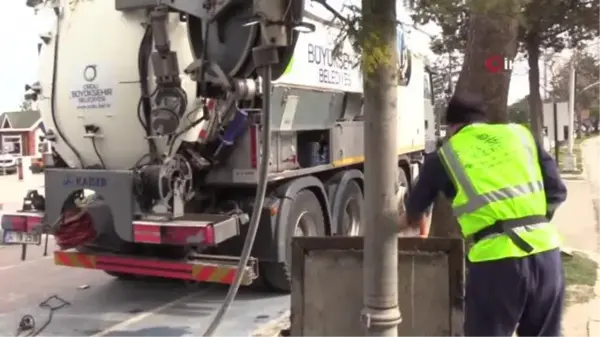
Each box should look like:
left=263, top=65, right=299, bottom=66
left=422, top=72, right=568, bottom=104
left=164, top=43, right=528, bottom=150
left=336, top=180, right=364, bottom=236
left=398, top=166, right=410, bottom=194
left=261, top=189, right=326, bottom=292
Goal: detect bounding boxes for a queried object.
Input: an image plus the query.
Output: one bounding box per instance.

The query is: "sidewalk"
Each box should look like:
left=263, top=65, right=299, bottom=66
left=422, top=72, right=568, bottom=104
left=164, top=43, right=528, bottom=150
left=555, top=136, right=600, bottom=336
left=554, top=179, right=598, bottom=252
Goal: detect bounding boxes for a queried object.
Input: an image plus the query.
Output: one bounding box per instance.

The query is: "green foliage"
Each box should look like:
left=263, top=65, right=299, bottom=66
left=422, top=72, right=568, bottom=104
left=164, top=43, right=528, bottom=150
left=508, top=96, right=531, bottom=122
left=563, top=252, right=598, bottom=305
left=429, top=54, right=461, bottom=103
left=590, top=106, right=599, bottom=118
left=410, top=0, right=469, bottom=54
left=314, top=0, right=412, bottom=79
left=411, top=0, right=600, bottom=57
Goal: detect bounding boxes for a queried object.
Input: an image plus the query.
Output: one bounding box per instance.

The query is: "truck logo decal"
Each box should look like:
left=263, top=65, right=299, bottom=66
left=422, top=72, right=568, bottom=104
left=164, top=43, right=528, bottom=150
left=71, top=64, right=113, bottom=110
left=63, top=174, right=107, bottom=188
left=83, top=65, right=97, bottom=82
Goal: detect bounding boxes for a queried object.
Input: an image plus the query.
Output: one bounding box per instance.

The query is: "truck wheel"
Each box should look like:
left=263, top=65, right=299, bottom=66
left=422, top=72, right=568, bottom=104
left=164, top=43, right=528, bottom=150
left=396, top=166, right=410, bottom=213
left=261, top=189, right=326, bottom=292
left=336, top=180, right=364, bottom=236
left=398, top=166, right=410, bottom=195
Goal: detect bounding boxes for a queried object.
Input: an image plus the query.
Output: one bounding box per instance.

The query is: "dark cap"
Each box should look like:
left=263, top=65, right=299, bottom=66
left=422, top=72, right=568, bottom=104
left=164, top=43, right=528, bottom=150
left=444, top=93, right=487, bottom=125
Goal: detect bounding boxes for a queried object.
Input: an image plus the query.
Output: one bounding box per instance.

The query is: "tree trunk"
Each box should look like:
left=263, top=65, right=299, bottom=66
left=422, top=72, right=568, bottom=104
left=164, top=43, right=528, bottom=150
left=454, top=1, right=520, bottom=123
left=435, top=0, right=522, bottom=264
left=361, top=0, right=402, bottom=335
left=526, top=35, right=544, bottom=143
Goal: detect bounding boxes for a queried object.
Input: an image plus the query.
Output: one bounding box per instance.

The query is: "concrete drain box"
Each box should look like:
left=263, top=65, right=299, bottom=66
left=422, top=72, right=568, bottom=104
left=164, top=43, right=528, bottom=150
left=290, top=237, right=465, bottom=336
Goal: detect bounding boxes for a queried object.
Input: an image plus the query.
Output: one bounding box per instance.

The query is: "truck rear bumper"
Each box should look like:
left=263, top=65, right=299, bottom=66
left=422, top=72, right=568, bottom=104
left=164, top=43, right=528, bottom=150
left=54, top=250, right=259, bottom=285
left=1, top=211, right=241, bottom=247
left=42, top=168, right=245, bottom=245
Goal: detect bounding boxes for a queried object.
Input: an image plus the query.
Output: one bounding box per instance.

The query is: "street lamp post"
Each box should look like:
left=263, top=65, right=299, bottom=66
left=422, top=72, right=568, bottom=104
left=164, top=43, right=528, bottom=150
left=564, top=64, right=599, bottom=171
left=565, top=42, right=599, bottom=157
left=563, top=60, right=577, bottom=171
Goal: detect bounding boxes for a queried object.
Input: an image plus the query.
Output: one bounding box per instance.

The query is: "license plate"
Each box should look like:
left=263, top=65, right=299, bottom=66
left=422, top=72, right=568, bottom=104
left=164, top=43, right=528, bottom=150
left=2, top=231, right=41, bottom=245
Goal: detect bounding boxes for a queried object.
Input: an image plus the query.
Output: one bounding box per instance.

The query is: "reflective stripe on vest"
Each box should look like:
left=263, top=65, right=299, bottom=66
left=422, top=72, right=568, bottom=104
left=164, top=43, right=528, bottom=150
left=439, top=127, right=544, bottom=218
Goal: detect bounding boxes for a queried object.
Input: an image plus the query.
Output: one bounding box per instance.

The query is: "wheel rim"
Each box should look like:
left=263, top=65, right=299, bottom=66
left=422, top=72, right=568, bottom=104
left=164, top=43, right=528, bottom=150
left=342, top=197, right=361, bottom=236
left=294, top=211, right=315, bottom=237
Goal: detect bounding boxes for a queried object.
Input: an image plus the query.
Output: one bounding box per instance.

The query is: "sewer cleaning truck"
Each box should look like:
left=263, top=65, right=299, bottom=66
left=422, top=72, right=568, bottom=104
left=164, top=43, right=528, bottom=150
left=5, top=0, right=434, bottom=293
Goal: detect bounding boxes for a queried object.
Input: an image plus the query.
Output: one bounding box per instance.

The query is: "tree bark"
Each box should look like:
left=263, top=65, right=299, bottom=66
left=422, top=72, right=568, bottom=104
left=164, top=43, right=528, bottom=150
left=526, top=35, right=544, bottom=142
left=361, top=0, right=402, bottom=335
left=454, top=1, right=521, bottom=123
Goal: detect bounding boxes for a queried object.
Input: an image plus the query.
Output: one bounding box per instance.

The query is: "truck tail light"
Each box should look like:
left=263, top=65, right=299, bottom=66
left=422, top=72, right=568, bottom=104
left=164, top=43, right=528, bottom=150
left=2, top=214, right=42, bottom=232
left=132, top=221, right=216, bottom=246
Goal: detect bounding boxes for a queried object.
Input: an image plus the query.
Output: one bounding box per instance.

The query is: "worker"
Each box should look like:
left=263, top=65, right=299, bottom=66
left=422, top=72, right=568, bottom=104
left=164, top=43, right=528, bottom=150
left=404, top=93, right=567, bottom=336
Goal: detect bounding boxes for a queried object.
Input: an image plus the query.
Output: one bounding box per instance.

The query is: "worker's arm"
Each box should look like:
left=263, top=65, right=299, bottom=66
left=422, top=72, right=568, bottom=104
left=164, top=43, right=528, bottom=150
left=405, top=152, right=447, bottom=236
left=535, top=140, right=568, bottom=220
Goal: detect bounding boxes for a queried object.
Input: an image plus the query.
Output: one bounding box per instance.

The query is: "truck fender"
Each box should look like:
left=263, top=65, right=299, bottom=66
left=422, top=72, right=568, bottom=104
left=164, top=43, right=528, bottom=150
left=325, top=169, right=364, bottom=236
left=273, top=176, right=332, bottom=262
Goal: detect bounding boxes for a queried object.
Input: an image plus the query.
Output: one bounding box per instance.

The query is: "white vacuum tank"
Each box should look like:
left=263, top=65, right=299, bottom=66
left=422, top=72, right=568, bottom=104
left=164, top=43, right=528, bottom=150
left=35, top=0, right=423, bottom=170
left=37, top=0, right=197, bottom=169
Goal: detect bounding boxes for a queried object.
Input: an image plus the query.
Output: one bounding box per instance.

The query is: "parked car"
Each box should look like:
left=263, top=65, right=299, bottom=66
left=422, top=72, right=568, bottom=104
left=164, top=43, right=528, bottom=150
left=0, top=152, right=17, bottom=174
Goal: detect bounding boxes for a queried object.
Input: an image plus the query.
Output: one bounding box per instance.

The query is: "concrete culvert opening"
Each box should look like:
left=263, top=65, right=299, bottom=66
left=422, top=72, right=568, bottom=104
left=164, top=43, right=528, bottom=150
left=290, top=237, right=465, bottom=336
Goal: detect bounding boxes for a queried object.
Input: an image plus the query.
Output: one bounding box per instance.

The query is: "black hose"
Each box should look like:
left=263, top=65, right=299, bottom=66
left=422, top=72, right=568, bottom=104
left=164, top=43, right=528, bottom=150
left=197, top=22, right=210, bottom=96
left=50, top=7, right=84, bottom=168
left=167, top=115, right=207, bottom=156
left=137, top=25, right=158, bottom=158
left=91, top=138, right=106, bottom=168
left=137, top=25, right=158, bottom=159
left=137, top=86, right=159, bottom=131
left=201, top=65, right=273, bottom=337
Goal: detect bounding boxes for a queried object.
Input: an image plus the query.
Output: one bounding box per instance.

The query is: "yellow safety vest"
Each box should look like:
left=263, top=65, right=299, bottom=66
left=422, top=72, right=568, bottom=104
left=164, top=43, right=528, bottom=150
left=438, top=123, right=561, bottom=262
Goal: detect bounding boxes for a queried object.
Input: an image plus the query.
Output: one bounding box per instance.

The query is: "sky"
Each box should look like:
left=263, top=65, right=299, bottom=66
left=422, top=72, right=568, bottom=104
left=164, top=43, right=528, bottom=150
left=0, top=1, right=555, bottom=113
left=395, top=5, right=531, bottom=105
left=0, top=2, right=40, bottom=112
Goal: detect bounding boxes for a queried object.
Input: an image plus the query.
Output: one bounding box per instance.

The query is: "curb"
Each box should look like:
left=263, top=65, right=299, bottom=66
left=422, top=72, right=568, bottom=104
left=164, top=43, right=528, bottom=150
left=587, top=268, right=600, bottom=337
left=587, top=262, right=600, bottom=337
left=558, top=136, right=598, bottom=179
left=251, top=311, right=290, bottom=337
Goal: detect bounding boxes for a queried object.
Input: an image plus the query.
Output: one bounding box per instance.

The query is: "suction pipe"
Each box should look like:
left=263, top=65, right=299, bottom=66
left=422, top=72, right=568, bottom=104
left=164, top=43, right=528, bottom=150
left=202, top=45, right=276, bottom=336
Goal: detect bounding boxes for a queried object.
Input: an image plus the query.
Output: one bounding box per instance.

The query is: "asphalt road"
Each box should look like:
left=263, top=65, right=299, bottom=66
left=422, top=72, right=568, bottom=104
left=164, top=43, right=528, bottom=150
left=0, top=174, right=289, bottom=337
left=0, top=240, right=290, bottom=336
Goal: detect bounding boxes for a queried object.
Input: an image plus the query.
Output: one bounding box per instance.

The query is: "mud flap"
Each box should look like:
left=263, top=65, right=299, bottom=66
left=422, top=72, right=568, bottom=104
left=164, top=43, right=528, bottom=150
left=290, top=237, right=465, bottom=336
left=45, top=169, right=136, bottom=242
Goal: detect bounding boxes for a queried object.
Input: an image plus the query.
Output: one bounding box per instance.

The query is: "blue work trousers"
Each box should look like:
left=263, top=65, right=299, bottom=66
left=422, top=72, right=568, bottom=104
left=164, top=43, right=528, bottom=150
left=465, top=248, right=564, bottom=336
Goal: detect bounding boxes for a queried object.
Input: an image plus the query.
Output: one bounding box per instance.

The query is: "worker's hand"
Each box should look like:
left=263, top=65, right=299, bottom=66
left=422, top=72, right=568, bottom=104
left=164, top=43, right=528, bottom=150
left=418, top=214, right=431, bottom=238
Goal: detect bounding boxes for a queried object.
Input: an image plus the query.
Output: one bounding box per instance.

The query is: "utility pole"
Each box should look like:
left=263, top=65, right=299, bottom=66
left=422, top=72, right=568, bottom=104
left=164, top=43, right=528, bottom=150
left=361, top=0, right=401, bottom=335
left=543, top=55, right=549, bottom=100
left=564, top=57, right=577, bottom=170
